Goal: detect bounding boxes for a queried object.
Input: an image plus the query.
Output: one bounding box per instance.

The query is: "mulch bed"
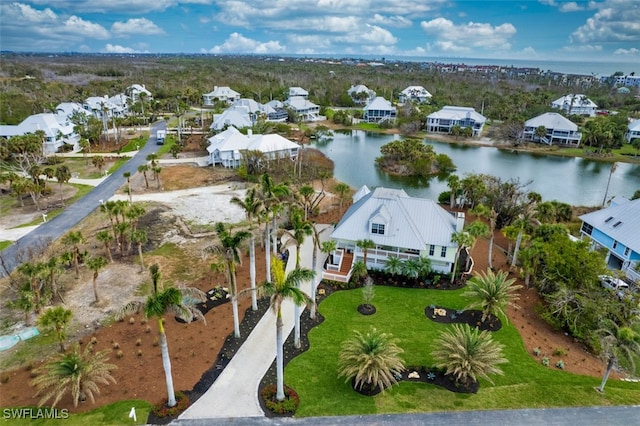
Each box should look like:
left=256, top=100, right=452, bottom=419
left=401, top=366, right=479, bottom=394
left=357, top=303, right=376, bottom=315
left=425, top=305, right=502, bottom=332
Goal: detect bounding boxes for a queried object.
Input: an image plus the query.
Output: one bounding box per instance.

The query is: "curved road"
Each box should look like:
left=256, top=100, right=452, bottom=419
left=0, top=121, right=166, bottom=277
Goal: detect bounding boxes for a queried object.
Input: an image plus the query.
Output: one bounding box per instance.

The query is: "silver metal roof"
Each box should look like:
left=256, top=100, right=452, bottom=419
left=579, top=198, right=640, bottom=253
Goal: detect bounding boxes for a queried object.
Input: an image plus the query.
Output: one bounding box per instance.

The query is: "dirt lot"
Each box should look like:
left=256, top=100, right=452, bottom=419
left=0, top=160, right=614, bottom=414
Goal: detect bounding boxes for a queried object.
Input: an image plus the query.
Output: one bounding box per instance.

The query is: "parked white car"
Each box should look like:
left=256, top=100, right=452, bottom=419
left=599, top=274, right=629, bottom=298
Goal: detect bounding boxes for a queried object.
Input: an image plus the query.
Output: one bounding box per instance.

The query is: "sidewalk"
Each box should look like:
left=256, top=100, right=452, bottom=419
left=178, top=225, right=332, bottom=420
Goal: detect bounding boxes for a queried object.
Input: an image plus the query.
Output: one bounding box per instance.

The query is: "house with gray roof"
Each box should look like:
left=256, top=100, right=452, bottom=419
left=322, top=186, right=465, bottom=282
left=399, top=86, right=432, bottom=104
left=347, top=84, right=376, bottom=105
left=579, top=197, right=640, bottom=283
left=521, top=112, right=582, bottom=145
left=206, top=127, right=298, bottom=168
left=551, top=94, right=597, bottom=117
left=288, top=87, right=309, bottom=99
left=284, top=96, right=321, bottom=121
left=363, top=97, right=396, bottom=124
left=626, top=119, right=640, bottom=143
left=0, top=113, right=80, bottom=154
left=426, top=106, right=486, bottom=137
left=203, top=86, right=241, bottom=106
left=126, top=84, right=153, bottom=102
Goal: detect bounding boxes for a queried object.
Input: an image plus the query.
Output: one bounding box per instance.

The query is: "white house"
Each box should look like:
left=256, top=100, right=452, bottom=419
left=210, top=107, right=254, bottom=131
left=83, top=96, right=126, bottom=119
left=626, top=119, right=640, bottom=143
left=348, top=84, right=376, bottom=104
left=264, top=100, right=288, bottom=121
left=399, top=86, right=432, bottom=104
left=551, top=94, right=598, bottom=117
left=521, top=112, right=582, bottom=145
left=323, top=186, right=465, bottom=282
left=247, top=133, right=299, bottom=162
left=55, top=102, right=91, bottom=121
left=363, top=97, right=397, bottom=124
left=284, top=96, right=322, bottom=121
left=288, top=87, right=309, bottom=99
left=108, top=93, right=130, bottom=115
left=126, top=84, right=153, bottom=102
left=426, top=106, right=487, bottom=137
left=0, top=113, right=80, bottom=154
left=203, top=86, right=241, bottom=106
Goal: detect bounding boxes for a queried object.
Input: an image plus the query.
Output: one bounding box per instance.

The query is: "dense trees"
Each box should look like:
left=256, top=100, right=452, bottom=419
left=376, top=138, right=455, bottom=177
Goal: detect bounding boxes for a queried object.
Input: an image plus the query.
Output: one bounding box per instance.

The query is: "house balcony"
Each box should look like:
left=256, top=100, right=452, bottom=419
left=322, top=249, right=354, bottom=283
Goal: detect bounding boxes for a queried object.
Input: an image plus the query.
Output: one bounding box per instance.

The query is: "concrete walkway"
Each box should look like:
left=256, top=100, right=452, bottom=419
left=178, top=225, right=332, bottom=420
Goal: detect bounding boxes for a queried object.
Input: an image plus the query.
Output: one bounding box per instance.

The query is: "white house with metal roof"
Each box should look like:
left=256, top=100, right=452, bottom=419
left=363, top=97, right=397, bottom=124
left=521, top=112, right=582, bottom=145
left=579, top=197, right=640, bottom=283
left=551, top=94, right=598, bottom=117
left=323, top=186, right=465, bottom=282
left=0, top=113, right=80, bottom=154
left=348, top=84, right=376, bottom=104
left=399, top=86, right=432, bottom=104
left=203, top=86, right=241, bottom=106
left=210, top=107, right=254, bottom=131
left=288, top=87, right=309, bottom=99
left=626, top=119, right=640, bottom=143
left=83, top=96, right=126, bottom=119
left=126, top=84, right=153, bottom=102
left=426, top=106, right=487, bottom=137
left=284, top=96, right=322, bottom=121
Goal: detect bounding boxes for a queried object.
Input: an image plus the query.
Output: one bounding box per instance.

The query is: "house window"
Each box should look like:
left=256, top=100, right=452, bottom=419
left=429, top=245, right=435, bottom=256
left=581, top=223, right=593, bottom=235
left=440, top=246, right=447, bottom=257
left=624, top=247, right=630, bottom=256
left=371, top=223, right=385, bottom=235
left=613, top=240, right=618, bottom=249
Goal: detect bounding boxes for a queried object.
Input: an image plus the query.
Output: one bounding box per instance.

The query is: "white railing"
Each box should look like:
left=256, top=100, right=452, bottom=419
left=624, top=266, right=640, bottom=284
left=322, top=270, right=352, bottom=283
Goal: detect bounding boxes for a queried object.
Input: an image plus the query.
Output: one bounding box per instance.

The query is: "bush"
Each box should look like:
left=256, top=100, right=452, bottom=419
left=556, top=360, right=565, bottom=369
left=533, top=347, right=541, bottom=356
left=151, top=391, right=190, bottom=418
left=553, top=348, right=566, bottom=356
left=541, top=357, right=550, bottom=366
left=260, top=384, right=300, bottom=415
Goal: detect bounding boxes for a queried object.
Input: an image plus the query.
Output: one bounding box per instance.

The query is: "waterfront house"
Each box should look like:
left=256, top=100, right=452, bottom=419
left=288, top=87, right=309, bottom=99
left=626, top=119, right=640, bottom=143
left=579, top=197, right=640, bottom=283
left=347, top=84, right=376, bottom=104
left=551, top=94, right=598, bottom=117
left=322, top=186, right=465, bottom=282
left=521, top=112, right=582, bottom=145
left=284, top=96, right=321, bottom=121
left=399, top=86, right=432, bottom=103
left=0, top=113, right=80, bottom=154
left=203, top=86, right=241, bottom=106
left=426, top=106, right=486, bottom=137
left=363, top=97, right=397, bottom=124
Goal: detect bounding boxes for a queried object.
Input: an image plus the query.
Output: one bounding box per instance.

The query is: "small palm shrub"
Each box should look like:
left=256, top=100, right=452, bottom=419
left=361, top=277, right=375, bottom=306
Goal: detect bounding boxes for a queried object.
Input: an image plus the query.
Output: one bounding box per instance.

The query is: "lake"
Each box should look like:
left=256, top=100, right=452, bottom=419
left=311, top=130, right=640, bottom=207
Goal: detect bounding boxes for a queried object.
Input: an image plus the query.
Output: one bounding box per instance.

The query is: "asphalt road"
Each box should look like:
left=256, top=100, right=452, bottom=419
left=0, top=121, right=166, bottom=278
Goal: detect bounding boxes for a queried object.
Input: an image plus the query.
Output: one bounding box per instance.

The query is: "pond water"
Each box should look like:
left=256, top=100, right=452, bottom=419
left=311, top=130, right=640, bottom=207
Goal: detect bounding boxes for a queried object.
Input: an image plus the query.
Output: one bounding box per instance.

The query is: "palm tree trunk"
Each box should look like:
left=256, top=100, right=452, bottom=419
left=598, top=357, right=615, bottom=392
left=265, top=222, right=271, bottom=281
left=138, top=243, right=145, bottom=272
left=276, top=310, right=285, bottom=401
left=310, top=245, right=319, bottom=319
left=488, top=235, right=494, bottom=269
left=450, top=248, right=460, bottom=283
left=93, top=272, right=100, bottom=303
left=73, top=250, right=80, bottom=278
left=272, top=215, right=278, bottom=256
left=158, top=322, right=177, bottom=407
left=511, top=229, right=523, bottom=268
left=232, top=295, right=240, bottom=338
left=249, top=236, right=257, bottom=311
left=294, top=243, right=301, bottom=348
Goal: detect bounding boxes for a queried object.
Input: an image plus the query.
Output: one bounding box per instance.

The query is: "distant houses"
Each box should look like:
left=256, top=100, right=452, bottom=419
left=626, top=119, right=640, bottom=143
left=551, top=94, right=597, bottom=117
left=322, top=185, right=465, bottom=283
left=348, top=84, right=376, bottom=105
left=203, top=86, right=241, bottom=106
left=426, top=106, right=486, bottom=137
left=521, top=112, right=582, bottom=146
left=399, top=86, right=432, bottom=104
left=363, top=97, right=396, bottom=124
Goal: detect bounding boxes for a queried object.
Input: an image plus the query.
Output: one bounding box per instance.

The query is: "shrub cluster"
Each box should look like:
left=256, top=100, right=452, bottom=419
left=151, top=391, right=190, bottom=418
left=260, top=384, right=300, bottom=415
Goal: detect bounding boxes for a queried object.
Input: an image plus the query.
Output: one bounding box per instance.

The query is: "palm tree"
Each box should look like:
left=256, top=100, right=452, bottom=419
left=86, top=256, right=108, bottom=303
left=356, top=239, right=375, bottom=269
left=215, top=222, right=250, bottom=338
left=334, top=182, right=350, bottom=215
left=123, top=171, right=132, bottom=204
left=138, top=164, right=150, bottom=189
left=32, top=343, right=116, bottom=408
left=337, top=327, right=405, bottom=393
left=117, top=264, right=205, bottom=407
left=54, top=165, right=71, bottom=205
left=259, top=173, right=289, bottom=281
left=401, top=258, right=420, bottom=279
left=463, top=269, right=521, bottom=323
left=38, top=306, right=72, bottom=352
left=62, top=231, right=84, bottom=278
left=384, top=256, right=403, bottom=276
left=261, top=257, right=314, bottom=401
left=96, top=230, right=114, bottom=263
left=446, top=174, right=460, bottom=209
left=472, top=204, right=498, bottom=269
left=602, top=162, right=618, bottom=206
left=289, top=207, right=313, bottom=348
left=131, top=229, right=148, bottom=272
left=450, top=231, right=475, bottom=283
left=595, top=319, right=640, bottom=393
left=431, top=324, right=507, bottom=388
left=230, top=187, right=263, bottom=311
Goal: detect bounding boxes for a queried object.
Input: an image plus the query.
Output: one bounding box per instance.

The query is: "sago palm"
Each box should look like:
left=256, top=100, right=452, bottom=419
left=463, top=269, right=521, bottom=323
left=338, top=327, right=405, bottom=393
left=261, top=257, right=314, bottom=401
left=31, top=343, right=116, bottom=408
left=431, top=324, right=506, bottom=387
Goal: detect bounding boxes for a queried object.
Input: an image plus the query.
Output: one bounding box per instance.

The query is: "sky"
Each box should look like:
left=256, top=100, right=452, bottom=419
left=1, top=0, right=639, bottom=64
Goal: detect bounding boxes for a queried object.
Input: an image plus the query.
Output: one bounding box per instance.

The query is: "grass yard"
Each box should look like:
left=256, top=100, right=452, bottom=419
left=285, top=286, right=639, bottom=417
left=1, top=400, right=151, bottom=425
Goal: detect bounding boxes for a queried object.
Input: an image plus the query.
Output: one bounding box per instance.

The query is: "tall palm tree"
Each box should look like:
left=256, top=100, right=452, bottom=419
left=289, top=207, right=314, bottom=348
left=337, top=327, right=405, bottom=393
left=215, top=222, right=250, bottom=338
left=463, top=269, right=521, bottom=323
left=446, top=174, right=460, bottom=209
left=62, top=231, right=84, bottom=278
left=38, top=306, right=72, bottom=352
left=595, top=319, right=640, bottom=393
left=117, top=264, right=205, bottom=407
left=131, top=229, right=148, bottom=272
left=86, top=256, right=108, bottom=303
left=472, top=204, right=498, bottom=269
left=31, top=342, right=116, bottom=408
left=334, top=182, right=350, bottom=215
left=54, top=165, right=71, bottom=205
left=356, top=239, right=375, bottom=269
left=259, top=173, right=289, bottom=281
left=138, top=164, right=150, bottom=189
left=96, top=230, right=114, bottom=263
left=431, top=324, right=507, bottom=387
left=261, top=257, right=314, bottom=401
left=230, top=187, right=263, bottom=311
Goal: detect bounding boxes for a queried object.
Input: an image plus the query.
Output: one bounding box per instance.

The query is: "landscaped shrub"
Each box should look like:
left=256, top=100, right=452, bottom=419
left=553, top=348, right=566, bottom=356
left=556, top=360, right=565, bottom=369
left=151, top=391, right=190, bottom=418
left=542, top=357, right=550, bottom=366
left=533, top=347, right=541, bottom=356
left=261, top=384, right=300, bottom=415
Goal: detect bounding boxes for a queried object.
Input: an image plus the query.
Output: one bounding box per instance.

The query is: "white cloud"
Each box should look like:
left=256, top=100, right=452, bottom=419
left=420, top=18, right=516, bottom=52
left=521, top=46, right=537, bottom=55
left=613, top=47, right=639, bottom=55
left=27, top=0, right=215, bottom=13
left=370, top=14, right=412, bottom=28
left=62, top=16, right=110, bottom=39
left=102, top=44, right=138, bottom=53
left=559, top=2, right=584, bottom=12
left=202, top=32, right=286, bottom=54
left=571, top=0, right=640, bottom=43
left=561, top=44, right=603, bottom=52
left=6, top=2, right=57, bottom=22
left=111, top=18, right=165, bottom=36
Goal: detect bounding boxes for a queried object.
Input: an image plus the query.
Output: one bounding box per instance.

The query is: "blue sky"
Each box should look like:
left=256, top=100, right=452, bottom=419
left=1, top=0, right=639, bottom=63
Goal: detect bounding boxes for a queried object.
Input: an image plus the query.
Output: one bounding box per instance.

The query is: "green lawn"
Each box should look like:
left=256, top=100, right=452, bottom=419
left=285, top=286, right=639, bottom=417
left=0, top=400, right=151, bottom=425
